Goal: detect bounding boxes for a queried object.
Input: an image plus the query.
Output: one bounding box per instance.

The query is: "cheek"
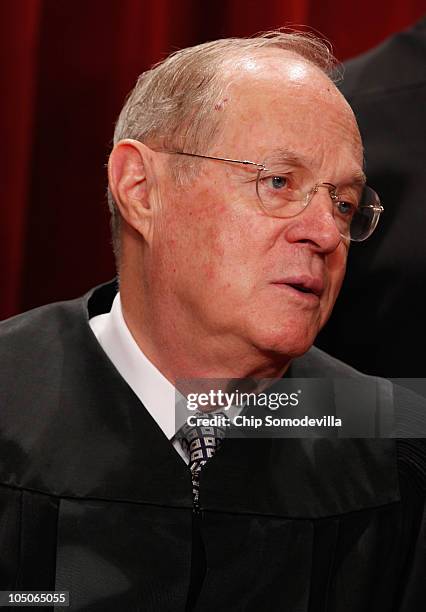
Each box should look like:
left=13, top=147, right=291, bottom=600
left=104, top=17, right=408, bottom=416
left=155, top=179, right=268, bottom=294
left=153, top=199, right=230, bottom=288
left=203, top=213, right=268, bottom=287
left=197, top=228, right=240, bottom=289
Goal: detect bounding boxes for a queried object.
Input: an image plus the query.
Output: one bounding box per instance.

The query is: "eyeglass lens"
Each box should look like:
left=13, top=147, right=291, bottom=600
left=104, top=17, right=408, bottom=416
left=256, top=169, right=382, bottom=242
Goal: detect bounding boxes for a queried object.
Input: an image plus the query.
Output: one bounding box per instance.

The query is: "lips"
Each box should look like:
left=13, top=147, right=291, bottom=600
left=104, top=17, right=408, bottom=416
left=272, top=276, right=324, bottom=297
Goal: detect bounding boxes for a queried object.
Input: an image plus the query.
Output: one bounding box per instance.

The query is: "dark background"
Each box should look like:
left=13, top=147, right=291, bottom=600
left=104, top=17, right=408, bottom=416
left=1, top=0, right=425, bottom=320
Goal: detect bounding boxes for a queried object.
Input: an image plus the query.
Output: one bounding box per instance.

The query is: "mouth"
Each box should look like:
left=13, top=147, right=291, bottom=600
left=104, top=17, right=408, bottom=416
left=286, top=283, right=315, bottom=294
left=271, top=276, right=324, bottom=299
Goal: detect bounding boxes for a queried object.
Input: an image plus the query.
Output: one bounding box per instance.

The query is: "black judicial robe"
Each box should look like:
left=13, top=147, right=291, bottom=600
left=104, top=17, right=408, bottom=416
left=0, top=281, right=425, bottom=611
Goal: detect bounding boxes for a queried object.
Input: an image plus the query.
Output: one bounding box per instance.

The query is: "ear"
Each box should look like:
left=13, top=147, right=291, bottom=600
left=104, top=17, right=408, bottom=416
left=108, top=139, right=154, bottom=240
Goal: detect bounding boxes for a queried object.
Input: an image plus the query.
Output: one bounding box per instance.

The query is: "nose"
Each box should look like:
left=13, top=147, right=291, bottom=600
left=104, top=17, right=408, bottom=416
left=284, top=185, right=344, bottom=253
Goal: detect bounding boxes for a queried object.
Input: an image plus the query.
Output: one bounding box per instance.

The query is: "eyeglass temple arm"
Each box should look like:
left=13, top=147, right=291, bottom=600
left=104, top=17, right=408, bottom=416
left=168, top=150, right=266, bottom=170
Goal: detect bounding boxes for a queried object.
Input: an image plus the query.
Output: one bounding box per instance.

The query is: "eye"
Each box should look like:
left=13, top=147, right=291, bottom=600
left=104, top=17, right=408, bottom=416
left=336, top=200, right=356, bottom=217
left=266, top=175, right=288, bottom=190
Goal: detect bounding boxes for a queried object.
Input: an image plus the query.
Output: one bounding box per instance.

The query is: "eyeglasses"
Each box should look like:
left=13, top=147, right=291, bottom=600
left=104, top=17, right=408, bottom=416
left=160, top=150, right=384, bottom=242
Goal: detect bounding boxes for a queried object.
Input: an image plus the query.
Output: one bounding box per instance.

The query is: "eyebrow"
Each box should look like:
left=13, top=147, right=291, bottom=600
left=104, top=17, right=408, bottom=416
left=338, top=171, right=367, bottom=190
left=266, top=148, right=367, bottom=186
left=266, top=148, right=311, bottom=168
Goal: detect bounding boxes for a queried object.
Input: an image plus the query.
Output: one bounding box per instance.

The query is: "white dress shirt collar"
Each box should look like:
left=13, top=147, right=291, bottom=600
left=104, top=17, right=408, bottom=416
left=89, top=292, right=178, bottom=440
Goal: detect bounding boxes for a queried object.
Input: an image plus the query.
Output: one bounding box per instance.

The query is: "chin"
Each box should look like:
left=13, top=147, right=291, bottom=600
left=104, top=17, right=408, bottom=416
left=250, top=323, right=318, bottom=361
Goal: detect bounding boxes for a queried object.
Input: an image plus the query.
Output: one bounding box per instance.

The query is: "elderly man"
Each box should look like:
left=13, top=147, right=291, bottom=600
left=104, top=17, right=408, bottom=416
left=0, top=32, right=424, bottom=611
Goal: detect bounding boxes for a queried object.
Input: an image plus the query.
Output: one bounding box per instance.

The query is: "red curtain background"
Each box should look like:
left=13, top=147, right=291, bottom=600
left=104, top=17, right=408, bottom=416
left=1, top=0, right=425, bottom=320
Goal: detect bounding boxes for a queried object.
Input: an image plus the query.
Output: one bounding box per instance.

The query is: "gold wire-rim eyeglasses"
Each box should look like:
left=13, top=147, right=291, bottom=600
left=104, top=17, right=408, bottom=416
left=156, top=149, right=384, bottom=242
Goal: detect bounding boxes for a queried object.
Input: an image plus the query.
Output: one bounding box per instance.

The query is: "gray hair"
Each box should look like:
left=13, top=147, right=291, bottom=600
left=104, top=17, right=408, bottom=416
left=108, top=30, right=338, bottom=261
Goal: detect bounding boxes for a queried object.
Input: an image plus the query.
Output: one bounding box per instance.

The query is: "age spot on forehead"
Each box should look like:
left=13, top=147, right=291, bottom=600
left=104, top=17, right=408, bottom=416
left=214, top=97, right=229, bottom=111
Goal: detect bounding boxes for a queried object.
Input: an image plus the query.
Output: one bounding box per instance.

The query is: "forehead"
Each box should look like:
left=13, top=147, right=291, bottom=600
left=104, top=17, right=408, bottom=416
left=218, top=52, right=363, bottom=174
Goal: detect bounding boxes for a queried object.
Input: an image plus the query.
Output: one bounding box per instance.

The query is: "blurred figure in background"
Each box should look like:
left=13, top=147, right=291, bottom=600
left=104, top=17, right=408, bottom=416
left=318, top=16, right=426, bottom=378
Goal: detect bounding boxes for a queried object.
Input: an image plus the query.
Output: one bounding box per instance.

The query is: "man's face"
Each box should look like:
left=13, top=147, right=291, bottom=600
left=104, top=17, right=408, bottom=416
left=147, top=54, right=363, bottom=361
